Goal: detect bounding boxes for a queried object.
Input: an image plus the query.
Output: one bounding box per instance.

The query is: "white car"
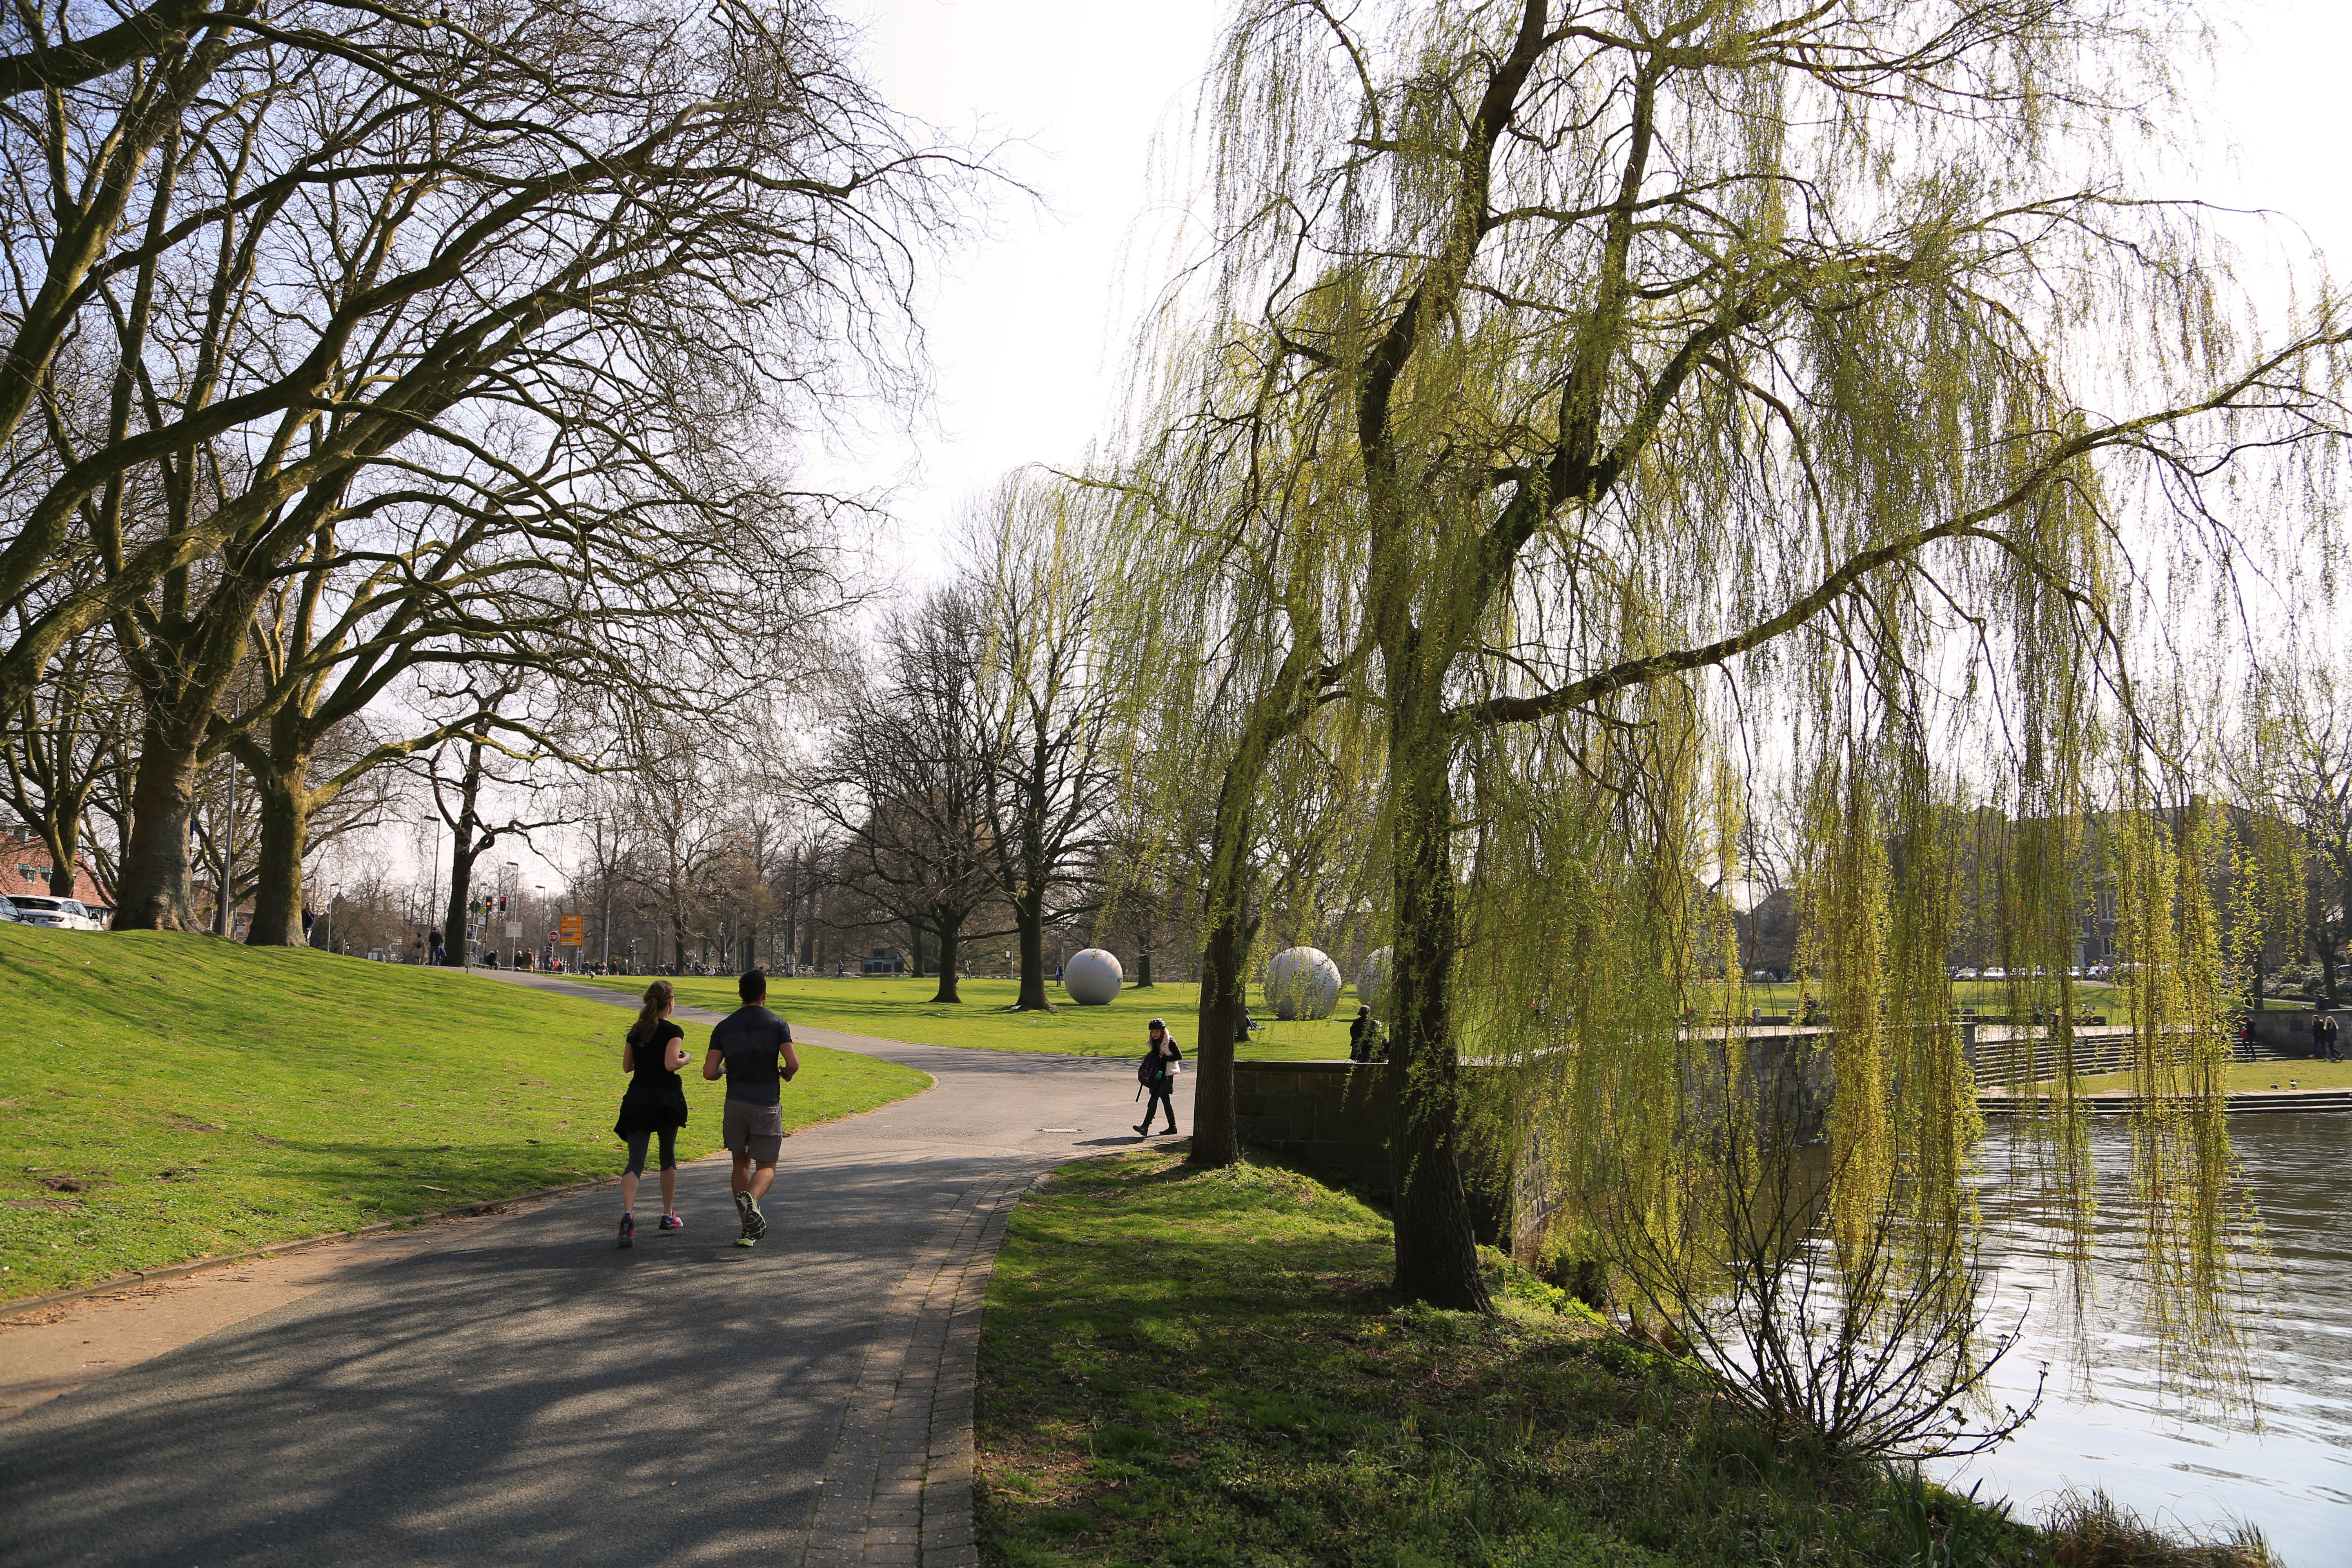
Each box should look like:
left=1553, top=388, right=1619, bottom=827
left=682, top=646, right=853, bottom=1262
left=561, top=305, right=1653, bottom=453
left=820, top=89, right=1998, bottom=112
left=8, top=895, right=103, bottom=930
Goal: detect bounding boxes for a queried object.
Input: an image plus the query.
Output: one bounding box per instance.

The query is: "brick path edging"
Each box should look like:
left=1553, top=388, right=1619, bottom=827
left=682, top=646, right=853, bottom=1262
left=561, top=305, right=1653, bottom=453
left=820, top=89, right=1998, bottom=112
left=797, top=1165, right=1045, bottom=1568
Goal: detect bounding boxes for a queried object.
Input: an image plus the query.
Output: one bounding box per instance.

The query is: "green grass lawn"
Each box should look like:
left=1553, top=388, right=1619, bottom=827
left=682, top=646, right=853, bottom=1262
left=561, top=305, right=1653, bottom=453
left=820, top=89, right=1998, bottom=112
left=0, top=929, right=929, bottom=1302
left=978, top=1147, right=2050, bottom=1568
left=1987, top=1059, right=2352, bottom=1096
left=578, top=974, right=1363, bottom=1060
left=1708, top=979, right=2131, bottom=1018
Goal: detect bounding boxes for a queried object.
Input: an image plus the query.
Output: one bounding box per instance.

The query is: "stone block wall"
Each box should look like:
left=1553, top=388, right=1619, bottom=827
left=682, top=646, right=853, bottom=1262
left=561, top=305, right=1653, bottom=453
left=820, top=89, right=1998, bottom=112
left=1231, top=1059, right=1392, bottom=1195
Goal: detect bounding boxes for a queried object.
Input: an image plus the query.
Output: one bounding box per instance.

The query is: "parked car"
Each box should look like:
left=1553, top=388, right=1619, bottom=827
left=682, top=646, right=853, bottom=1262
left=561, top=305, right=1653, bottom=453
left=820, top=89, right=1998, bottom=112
left=0, top=898, right=21, bottom=923
left=6, top=894, right=102, bottom=929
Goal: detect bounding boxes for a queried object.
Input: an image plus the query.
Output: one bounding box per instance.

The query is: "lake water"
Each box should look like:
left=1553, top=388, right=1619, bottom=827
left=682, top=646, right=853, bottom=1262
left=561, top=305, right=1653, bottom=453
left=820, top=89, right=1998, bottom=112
left=1930, top=1115, right=2352, bottom=1567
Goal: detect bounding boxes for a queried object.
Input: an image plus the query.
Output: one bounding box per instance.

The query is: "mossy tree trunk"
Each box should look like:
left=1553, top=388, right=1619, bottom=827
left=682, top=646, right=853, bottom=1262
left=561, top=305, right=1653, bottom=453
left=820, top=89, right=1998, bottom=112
left=113, top=704, right=209, bottom=930
left=242, top=743, right=314, bottom=947
left=1382, top=639, right=1490, bottom=1311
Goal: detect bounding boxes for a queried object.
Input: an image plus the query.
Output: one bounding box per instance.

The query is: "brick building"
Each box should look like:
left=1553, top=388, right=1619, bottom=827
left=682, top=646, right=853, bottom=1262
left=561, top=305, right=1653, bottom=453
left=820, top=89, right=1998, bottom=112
left=1, top=833, right=111, bottom=918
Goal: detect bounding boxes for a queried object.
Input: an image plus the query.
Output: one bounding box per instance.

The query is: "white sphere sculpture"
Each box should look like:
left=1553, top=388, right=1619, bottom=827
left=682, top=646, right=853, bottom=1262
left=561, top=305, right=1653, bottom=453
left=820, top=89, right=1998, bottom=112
left=1266, top=946, right=1343, bottom=1020
left=1062, top=948, right=1124, bottom=1005
left=1356, top=947, right=1392, bottom=1016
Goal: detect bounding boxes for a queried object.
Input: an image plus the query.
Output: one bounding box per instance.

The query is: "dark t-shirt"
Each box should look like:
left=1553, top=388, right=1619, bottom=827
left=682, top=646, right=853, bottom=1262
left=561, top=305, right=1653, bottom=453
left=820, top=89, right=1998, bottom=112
left=709, top=1005, right=793, bottom=1105
left=617, top=1020, right=689, bottom=1131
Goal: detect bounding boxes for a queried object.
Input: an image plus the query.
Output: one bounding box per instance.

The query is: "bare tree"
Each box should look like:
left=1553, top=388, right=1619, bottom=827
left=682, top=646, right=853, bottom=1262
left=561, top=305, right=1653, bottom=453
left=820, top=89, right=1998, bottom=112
left=971, top=480, right=1121, bottom=1011
left=428, top=679, right=564, bottom=962
left=0, top=621, right=128, bottom=898
left=806, top=588, right=1006, bottom=1003
left=4, top=0, right=978, bottom=928
left=624, top=727, right=735, bottom=974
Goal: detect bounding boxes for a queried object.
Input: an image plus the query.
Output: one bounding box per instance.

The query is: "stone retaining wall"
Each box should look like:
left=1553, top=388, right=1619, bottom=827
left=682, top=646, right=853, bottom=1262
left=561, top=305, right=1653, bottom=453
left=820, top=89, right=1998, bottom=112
left=1231, top=1059, right=1392, bottom=1194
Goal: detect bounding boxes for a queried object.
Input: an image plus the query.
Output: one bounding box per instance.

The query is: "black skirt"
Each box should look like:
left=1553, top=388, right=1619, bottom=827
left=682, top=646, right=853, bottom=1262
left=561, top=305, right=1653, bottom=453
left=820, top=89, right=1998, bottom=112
left=613, top=1082, right=690, bottom=1138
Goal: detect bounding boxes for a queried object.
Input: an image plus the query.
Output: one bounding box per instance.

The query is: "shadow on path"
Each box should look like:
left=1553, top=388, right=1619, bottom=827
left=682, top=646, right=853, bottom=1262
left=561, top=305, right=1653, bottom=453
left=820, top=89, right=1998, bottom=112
left=0, top=971, right=1181, bottom=1566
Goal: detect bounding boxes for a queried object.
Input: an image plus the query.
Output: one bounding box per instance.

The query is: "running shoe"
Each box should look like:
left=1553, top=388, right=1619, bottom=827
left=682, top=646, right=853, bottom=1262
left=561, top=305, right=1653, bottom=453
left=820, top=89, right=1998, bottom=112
left=744, top=1203, right=769, bottom=1241
left=735, top=1232, right=758, bottom=1248
left=658, top=1213, right=684, bottom=1232
left=617, top=1213, right=634, bottom=1249
left=733, top=1190, right=753, bottom=1237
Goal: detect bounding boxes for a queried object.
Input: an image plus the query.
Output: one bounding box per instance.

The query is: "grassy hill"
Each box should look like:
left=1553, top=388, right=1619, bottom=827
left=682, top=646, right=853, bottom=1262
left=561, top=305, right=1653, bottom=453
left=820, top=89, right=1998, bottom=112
left=578, top=974, right=1365, bottom=1059
left=0, top=930, right=929, bottom=1302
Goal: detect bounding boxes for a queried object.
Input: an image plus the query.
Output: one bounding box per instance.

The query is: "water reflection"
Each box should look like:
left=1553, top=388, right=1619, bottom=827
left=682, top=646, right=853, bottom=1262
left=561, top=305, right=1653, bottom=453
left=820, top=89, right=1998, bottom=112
left=1931, top=1115, right=2352, bottom=1567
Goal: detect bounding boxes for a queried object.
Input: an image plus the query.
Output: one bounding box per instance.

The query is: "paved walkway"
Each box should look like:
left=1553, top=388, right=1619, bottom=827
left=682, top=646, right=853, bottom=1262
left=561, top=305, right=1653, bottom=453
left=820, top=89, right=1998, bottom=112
left=0, top=973, right=1187, bottom=1567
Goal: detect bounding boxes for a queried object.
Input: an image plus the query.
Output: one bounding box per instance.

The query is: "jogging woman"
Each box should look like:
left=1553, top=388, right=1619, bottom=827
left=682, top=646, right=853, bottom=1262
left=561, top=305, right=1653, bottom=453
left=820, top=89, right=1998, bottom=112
left=1134, top=1018, right=1182, bottom=1137
left=613, top=979, right=690, bottom=1247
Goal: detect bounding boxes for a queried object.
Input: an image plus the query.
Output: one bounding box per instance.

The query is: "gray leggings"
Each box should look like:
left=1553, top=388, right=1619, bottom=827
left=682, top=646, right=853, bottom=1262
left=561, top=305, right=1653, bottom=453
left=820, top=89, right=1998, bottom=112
left=623, top=1127, right=677, bottom=1175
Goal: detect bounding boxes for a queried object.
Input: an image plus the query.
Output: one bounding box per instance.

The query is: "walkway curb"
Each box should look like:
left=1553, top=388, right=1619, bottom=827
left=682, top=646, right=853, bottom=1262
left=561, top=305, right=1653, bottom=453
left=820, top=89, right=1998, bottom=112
left=798, top=1166, right=1044, bottom=1568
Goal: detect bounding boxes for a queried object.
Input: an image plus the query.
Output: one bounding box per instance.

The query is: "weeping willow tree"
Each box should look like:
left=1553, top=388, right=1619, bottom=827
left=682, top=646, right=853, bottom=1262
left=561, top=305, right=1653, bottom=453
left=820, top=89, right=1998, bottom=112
left=1089, top=329, right=1375, bottom=1164
left=1172, top=0, right=2349, bottom=1327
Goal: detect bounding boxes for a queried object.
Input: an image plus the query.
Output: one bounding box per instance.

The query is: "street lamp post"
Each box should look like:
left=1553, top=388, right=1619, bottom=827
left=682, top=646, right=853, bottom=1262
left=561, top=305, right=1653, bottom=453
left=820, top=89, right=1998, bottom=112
left=503, top=861, right=518, bottom=968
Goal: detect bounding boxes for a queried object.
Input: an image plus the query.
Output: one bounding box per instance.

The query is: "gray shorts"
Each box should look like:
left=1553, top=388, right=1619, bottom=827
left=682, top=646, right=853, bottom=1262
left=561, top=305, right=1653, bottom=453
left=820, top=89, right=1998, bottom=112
left=723, top=1098, right=784, bottom=1163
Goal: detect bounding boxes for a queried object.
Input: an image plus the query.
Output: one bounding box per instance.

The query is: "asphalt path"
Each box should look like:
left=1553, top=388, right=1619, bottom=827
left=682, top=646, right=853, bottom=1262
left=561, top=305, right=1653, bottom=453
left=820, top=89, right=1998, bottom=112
left=0, top=973, right=1186, bottom=1567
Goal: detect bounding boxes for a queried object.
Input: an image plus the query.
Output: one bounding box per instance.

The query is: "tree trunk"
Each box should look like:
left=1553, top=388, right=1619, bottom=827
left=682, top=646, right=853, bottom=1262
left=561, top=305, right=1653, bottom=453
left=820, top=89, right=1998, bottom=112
left=931, top=916, right=964, bottom=1004
left=1013, top=894, right=1051, bottom=1009
left=1191, top=732, right=1279, bottom=1168
left=444, top=837, right=481, bottom=964
left=243, top=752, right=312, bottom=946
left=1384, top=656, right=1492, bottom=1312
left=910, top=922, right=929, bottom=978
left=112, top=709, right=203, bottom=930
left=1137, top=947, right=1153, bottom=988
left=1192, top=893, right=1250, bottom=1167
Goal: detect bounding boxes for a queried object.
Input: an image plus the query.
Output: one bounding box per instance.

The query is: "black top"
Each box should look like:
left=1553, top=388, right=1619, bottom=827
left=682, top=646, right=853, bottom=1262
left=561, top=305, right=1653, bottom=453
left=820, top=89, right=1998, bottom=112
left=710, top=1006, right=793, bottom=1106
left=615, top=1020, right=689, bottom=1135
left=1138, top=1038, right=1183, bottom=1085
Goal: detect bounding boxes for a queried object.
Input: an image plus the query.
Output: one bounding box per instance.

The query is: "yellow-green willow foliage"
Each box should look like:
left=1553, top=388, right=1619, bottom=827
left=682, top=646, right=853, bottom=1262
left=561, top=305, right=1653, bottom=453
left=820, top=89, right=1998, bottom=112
left=1163, top=0, right=2348, bottom=1356
left=1085, top=327, right=1375, bottom=1164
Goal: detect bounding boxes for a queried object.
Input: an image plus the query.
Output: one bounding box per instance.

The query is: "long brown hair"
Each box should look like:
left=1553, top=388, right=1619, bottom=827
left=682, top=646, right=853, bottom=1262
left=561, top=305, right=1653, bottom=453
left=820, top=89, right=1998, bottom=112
left=626, top=979, right=675, bottom=1048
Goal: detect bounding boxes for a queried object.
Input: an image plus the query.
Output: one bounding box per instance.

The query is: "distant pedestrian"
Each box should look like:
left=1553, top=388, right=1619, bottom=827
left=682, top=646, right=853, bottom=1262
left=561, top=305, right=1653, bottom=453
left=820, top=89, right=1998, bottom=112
left=429, top=930, right=446, bottom=966
left=613, top=980, right=689, bottom=1247
left=704, top=967, right=799, bottom=1247
left=1348, top=1004, right=1381, bottom=1063
left=2316, top=1012, right=2343, bottom=1063
left=1134, top=1018, right=1182, bottom=1137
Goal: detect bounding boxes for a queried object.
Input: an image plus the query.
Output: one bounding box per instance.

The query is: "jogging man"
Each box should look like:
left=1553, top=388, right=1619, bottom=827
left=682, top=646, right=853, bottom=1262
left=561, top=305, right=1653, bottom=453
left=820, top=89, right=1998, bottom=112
left=703, top=967, right=800, bottom=1247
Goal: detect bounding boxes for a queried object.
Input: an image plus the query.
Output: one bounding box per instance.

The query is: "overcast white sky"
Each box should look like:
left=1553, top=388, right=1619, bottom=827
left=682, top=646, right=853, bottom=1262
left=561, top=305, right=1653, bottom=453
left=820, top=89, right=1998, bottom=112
left=383, top=1, right=2351, bottom=904
left=828, top=0, right=2352, bottom=584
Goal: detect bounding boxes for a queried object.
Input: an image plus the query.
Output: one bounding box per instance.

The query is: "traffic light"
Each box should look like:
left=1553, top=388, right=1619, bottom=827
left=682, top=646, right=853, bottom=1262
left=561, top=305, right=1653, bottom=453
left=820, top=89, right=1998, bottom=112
left=497, top=895, right=508, bottom=914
